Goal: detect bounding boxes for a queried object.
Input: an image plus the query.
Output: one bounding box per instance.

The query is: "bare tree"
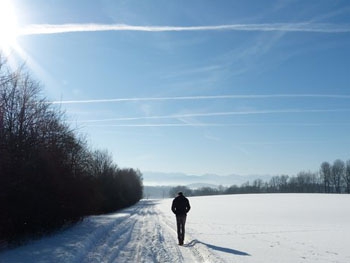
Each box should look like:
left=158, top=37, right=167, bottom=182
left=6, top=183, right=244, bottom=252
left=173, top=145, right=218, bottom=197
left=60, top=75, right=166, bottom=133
left=89, top=149, right=117, bottom=177
left=252, top=178, right=265, bottom=193
left=269, top=176, right=281, bottom=192
left=331, top=159, right=345, bottom=193
left=320, top=162, right=332, bottom=193
left=344, top=160, right=350, bottom=194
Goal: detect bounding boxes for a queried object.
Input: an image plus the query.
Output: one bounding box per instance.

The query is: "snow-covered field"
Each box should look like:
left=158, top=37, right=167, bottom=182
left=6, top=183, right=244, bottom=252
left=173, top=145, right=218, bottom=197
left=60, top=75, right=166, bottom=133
left=0, top=194, right=349, bottom=263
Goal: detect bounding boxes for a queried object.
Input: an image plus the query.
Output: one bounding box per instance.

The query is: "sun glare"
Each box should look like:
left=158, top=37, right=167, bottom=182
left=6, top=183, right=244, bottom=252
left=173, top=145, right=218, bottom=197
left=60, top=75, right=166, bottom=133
left=0, top=0, right=19, bottom=52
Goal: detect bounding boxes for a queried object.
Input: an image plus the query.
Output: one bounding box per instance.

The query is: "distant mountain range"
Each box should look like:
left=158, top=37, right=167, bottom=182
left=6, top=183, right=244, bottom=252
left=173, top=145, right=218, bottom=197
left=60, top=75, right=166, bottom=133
left=142, top=171, right=272, bottom=187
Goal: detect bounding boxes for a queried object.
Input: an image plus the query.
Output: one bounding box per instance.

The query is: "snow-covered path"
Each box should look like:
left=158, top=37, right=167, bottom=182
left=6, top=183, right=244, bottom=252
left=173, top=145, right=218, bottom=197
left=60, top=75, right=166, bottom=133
left=0, top=200, right=222, bottom=263
left=80, top=200, right=216, bottom=263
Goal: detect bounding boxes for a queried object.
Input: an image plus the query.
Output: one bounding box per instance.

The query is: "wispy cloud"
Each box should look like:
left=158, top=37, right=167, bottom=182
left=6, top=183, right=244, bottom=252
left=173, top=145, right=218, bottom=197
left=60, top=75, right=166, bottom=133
left=52, top=94, right=350, bottom=104
left=19, top=23, right=350, bottom=36
left=73, top=108, right=350, bottom=123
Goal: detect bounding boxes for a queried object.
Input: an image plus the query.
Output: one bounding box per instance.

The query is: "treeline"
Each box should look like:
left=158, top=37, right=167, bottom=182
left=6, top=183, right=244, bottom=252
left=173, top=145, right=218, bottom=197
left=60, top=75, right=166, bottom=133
left=0, top=56, right=143, bottom=243
left=169, top=159, right=350, bottom=197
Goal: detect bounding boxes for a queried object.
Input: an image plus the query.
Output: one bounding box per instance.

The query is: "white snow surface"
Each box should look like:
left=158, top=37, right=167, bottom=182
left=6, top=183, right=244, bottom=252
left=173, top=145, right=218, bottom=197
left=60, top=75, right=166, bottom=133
left=1, top=194, right=349, bottom=263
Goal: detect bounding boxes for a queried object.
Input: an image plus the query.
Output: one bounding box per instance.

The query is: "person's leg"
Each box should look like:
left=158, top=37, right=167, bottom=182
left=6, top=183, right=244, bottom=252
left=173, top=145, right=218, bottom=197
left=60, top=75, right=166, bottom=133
left=182, top=215, right=186, bottom=241
left=179, top=215, right=187, bottom=245
left=176, top=216, right=182, bottom=244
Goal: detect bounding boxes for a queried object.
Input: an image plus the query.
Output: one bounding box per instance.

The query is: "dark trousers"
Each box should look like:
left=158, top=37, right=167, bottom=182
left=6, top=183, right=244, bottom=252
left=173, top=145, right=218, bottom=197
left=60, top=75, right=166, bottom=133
left=176, top=214, right=187, bottom=243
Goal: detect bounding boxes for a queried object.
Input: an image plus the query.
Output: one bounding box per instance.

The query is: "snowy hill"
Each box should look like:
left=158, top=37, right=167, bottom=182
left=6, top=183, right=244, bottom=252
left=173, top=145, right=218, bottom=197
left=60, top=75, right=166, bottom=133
left=1, top=194, right=349, bottom=263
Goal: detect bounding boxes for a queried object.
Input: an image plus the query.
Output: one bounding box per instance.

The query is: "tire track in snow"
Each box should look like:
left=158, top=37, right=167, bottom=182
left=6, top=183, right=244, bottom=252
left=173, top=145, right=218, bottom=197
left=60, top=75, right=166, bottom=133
left=111, top=200, right=194, bottom=262
left=79, top=205, right=142, bottom=263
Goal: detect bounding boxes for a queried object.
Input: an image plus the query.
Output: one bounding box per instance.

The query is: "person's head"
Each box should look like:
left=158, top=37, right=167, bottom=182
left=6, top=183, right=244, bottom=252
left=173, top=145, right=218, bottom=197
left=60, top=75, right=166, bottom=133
left=178, top=192, right=183, bottom=196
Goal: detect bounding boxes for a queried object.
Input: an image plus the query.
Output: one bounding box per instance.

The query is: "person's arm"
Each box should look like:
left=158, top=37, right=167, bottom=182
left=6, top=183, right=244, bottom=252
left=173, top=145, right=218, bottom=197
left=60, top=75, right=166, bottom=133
left=171, top=200, right=176, bottom=214
left=186, top=199, right=191, bottom=213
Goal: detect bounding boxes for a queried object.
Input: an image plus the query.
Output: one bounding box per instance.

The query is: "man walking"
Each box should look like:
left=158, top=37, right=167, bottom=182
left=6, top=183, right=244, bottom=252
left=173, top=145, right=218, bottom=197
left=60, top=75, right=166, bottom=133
left=171, top=192, right=191, bottom=245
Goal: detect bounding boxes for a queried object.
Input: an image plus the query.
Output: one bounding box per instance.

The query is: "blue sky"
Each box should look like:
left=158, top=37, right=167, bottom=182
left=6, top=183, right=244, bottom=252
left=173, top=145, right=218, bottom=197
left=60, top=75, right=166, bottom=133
left=2, top=0, right=350, bottom=176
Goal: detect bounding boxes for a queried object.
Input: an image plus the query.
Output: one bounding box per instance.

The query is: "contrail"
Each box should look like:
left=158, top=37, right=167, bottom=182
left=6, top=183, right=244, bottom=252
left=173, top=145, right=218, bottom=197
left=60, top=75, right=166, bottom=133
left=19, top=22, right=350, bottom=36
left=73, top=108, right=350, bottom=123
left=83, top=122, right=350, bottom=127
left=52, top=94, right=350, bottom=104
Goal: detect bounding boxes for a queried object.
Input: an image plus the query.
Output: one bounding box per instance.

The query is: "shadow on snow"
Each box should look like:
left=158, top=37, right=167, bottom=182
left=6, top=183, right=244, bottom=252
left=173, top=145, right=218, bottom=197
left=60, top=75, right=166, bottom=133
left=185, top=239, right=251, bottom=256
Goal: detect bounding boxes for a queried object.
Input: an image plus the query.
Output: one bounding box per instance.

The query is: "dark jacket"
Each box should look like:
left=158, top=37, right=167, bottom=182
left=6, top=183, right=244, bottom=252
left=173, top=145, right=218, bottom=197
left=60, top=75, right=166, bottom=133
left=171, top=195, right=191, bottom=215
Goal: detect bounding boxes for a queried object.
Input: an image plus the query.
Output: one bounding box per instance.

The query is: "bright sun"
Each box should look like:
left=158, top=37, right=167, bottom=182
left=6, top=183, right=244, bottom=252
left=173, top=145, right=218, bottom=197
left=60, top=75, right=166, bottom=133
left=0, top=0, right=19, bottom=51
